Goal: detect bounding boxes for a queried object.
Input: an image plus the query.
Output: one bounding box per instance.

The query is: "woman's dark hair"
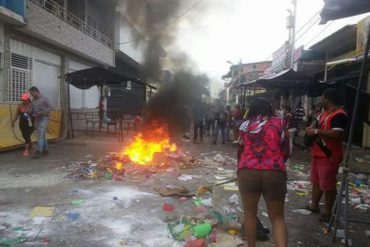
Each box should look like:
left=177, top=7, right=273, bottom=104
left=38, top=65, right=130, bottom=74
left=246, top=98, right=273, bottom=119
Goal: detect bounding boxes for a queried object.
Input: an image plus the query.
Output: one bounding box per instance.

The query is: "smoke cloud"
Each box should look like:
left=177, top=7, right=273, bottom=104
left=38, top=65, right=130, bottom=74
left=118, top=0, right=211, bottom=137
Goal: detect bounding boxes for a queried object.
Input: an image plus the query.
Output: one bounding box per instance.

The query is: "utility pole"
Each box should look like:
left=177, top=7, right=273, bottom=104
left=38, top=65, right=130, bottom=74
left=287, top=0, right=297, bottom=69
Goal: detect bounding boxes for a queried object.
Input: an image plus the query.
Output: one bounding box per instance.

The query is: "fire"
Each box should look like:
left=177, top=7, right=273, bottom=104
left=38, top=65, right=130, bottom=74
left=115, top=162, right=123, bottom=170
left=119, top=124, right=177, bottom=166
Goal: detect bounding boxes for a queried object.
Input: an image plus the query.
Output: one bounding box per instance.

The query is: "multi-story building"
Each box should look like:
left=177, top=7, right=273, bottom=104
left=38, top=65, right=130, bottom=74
left=0, top=0, right=117, bottom=139
left=0, top=0, right=160, bottom=148
left=222, top=61, right=271, bottom=107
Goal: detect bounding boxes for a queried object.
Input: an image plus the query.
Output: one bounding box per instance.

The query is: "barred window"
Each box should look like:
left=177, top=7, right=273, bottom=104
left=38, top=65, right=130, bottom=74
left=7, top=53, right=32, bottom=102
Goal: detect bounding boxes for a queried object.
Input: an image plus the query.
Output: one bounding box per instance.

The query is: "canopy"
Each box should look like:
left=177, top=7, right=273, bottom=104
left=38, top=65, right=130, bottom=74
left=255, top=69, right=318, bottom=89
left=320, top=0, right=370, bottom=24
left=64, top=67, right=133, bottom=90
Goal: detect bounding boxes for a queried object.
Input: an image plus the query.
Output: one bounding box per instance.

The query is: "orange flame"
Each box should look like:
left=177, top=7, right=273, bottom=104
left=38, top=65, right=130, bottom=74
left=119, top=124, right=177, bottom=166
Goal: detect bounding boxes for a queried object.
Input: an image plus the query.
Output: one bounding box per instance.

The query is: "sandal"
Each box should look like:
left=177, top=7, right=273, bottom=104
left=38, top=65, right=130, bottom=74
left=305, top=205, right=320, bottom=214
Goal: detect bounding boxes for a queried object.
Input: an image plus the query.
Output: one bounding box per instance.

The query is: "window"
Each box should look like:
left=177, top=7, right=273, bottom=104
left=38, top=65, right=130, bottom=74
left=7, top=53, right=32, bottom=102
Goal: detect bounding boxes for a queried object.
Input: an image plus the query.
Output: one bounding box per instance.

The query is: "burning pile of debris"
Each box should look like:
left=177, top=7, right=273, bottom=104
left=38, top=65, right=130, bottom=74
left=65, top=123, right=197, bottom=181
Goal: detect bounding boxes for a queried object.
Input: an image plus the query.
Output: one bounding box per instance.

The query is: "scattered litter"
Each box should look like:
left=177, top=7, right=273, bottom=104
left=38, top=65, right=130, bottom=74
left=71, top=199, right=85, bottom=205
left=185, top=238, right=206, bottom=247
left=292, top=209, right=312, bottom=216
left=213, top=154, right=226, bottom=163
left=31, top=207, right=54, bottom=218
left=365, top=230, right=370, bottom=238
left=193, top=223, right=212, bottom=238
left=0, top=236, right=27, bottom=246
left=162, top=203, right=175, bottom=212
left=202, top=198, right=213, bottom=208
left=262, top=212, right=268, bottom=218
left=178, top=174, right=193, bottom=182
left=66, top=212, right=80, bottom=221
left=295, top=192, right=308, bottom=197
left=228, top=194, right=239, bottom=205
left=156, top=186, right=192, bottom=197
left=193, top=197, right=204, bottom=207
left=223, top=185, right=239, bottom=191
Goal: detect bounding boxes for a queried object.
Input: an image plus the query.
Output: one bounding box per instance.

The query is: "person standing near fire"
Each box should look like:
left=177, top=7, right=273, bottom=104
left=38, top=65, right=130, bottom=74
left=237, top=98, right=289, bottom=247
left=232, top=105, right=243, bottom=142
left=29, top=86, right=53, bottom=159
left=305, top=89, right=348, bottom=222
left=11, top=93, right=34, bottom=156
left=98, top=96, right=105, bottom=131
left=192, top=99, right=206, bottom=143
left=284, top=105, right=297, bottom=156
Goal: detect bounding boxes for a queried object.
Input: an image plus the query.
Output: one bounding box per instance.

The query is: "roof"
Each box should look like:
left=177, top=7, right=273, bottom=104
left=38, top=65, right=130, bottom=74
left=320, top=0, right=370, bottom=24
left=310, top=25, right=357, bottom=52
left=239, top=69, right=323, bottom=97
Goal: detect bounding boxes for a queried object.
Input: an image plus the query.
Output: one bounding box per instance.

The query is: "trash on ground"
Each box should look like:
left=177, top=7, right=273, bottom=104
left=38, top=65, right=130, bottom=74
left=0, top=236, right=27, bottom=246
left=66, top=212, right=81, bottom=221
left=31, top=207, right=54, bottom=218
left=178, top=174, right=193, bottom=182
left=292, top=209, right=312, bottom=216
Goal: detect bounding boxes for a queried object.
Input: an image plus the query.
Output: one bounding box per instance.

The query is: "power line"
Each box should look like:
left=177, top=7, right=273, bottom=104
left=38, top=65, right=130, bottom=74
left=119, top=0, right=204, bottom=45
left=263, top=10, right=321, bottom=61
left=305, top=22, right=334, bottom=47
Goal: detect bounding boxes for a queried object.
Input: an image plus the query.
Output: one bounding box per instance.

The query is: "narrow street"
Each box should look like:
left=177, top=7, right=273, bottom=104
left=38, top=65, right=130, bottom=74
left=0, top=135, right=368, bottom=247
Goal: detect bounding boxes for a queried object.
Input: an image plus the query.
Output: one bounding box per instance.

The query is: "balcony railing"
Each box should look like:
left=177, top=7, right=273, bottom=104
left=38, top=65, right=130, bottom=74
left=29, top=0, right=113, bottom=48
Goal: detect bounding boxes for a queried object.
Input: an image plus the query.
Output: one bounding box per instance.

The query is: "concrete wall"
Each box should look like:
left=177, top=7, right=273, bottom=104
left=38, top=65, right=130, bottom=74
left=20, top=1, right=114, bottom=66
left=118, top=16, right=146, bottom=65
left=0, top=22, right=4, bottom=102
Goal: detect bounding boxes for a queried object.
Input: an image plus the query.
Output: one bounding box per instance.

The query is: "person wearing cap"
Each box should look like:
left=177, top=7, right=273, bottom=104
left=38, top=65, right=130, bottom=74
left=29, top=86, right=53, bottom=159
left=11, top=92, right=34, bottom=156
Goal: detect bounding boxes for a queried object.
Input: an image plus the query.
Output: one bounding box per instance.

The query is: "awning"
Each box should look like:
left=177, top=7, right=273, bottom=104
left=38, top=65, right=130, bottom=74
left=255, top=69, right=318, bottom=89
left=64, top=67, right=156, bottom=90
left=320, top=0, right=370, bottom=24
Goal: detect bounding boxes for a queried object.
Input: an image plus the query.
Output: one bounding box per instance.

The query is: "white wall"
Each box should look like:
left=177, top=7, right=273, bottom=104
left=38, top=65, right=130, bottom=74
left=69, top=59, right=100, bottom=109
left=118, top=15, right=146, bottom=65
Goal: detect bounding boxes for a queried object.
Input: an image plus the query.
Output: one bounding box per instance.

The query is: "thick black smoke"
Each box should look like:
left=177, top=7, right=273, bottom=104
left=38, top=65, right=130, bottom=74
left=145, top=71, right=210, bottom=137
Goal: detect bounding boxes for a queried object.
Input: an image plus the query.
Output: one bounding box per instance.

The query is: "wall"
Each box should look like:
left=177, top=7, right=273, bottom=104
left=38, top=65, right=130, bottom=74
left=0, top=23, right=4, bottom=102
left=118, top=15, right=146, bottom=65
left=21, top=1, right=114, bottom=66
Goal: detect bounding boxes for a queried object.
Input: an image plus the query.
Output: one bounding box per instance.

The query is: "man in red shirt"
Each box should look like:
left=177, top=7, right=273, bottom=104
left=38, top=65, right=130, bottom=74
left=305, top=89, right=348, bottom=222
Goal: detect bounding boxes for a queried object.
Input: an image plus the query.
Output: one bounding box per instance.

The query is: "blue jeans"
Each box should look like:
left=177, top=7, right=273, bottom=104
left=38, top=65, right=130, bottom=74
left=213, top=124, right=226, bottom=144
left=36, top=117, right=49, bottom=152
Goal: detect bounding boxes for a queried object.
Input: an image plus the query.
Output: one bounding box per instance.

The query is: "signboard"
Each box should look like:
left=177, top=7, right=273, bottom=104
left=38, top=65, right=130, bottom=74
left=270, top=41, right=289, bottom=73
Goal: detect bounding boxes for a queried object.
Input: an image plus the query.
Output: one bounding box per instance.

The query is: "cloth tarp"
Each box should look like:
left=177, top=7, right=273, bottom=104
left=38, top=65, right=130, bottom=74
left=320, top=0, right=370, bottom=24
left=64, top=67, right=130, bottom=90
left=251, top=69, right=323, bottom=97
left=0, top=104, right=62, bottom=150
left=64, top=67, right=156, bottom=90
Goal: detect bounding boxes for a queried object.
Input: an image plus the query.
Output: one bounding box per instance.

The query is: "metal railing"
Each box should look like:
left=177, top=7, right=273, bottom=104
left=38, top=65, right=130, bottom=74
left=29, top=0, right=113, bottom=48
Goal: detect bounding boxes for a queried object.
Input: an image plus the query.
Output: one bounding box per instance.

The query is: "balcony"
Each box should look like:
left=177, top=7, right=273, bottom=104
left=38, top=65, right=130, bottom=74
left=30, top=0, right=112, bottom=48
left=22, top=0, right=115, bottom=66
left=0, top=0, right=26, bottom=25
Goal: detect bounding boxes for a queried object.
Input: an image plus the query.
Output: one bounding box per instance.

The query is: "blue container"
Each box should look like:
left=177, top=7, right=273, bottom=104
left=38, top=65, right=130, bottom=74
left=1, top=0, right=26, bottom=17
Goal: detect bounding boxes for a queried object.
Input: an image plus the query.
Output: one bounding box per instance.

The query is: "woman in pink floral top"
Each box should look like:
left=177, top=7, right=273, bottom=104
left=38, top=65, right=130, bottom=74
left=238, top=98, right=288, bottom=247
